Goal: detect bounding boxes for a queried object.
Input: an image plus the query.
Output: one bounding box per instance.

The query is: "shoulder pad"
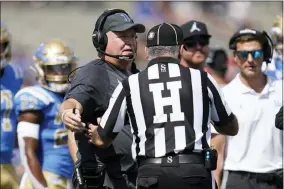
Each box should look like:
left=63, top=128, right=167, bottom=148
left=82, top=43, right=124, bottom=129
left=14, top=86, right=53, bottom=114
left=7, top=63, right=24, bottom=80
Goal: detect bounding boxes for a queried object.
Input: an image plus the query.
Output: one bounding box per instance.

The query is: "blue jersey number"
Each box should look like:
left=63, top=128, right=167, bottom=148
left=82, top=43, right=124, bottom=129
left=1, top=91, right=13, bottom=132
left=53, top=104, right=67, bottom=148
left=19, top=95, right=39, bottom=110
left=54, top=129, right=68, bottom=148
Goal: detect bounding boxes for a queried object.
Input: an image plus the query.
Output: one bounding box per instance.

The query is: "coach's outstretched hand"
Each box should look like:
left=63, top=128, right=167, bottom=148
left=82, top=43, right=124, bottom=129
left=61, top=108, right=86, bottom=132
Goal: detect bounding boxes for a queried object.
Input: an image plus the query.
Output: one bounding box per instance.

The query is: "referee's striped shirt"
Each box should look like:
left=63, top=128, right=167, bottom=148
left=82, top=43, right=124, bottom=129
left=98, top=57, right=233, bottom=159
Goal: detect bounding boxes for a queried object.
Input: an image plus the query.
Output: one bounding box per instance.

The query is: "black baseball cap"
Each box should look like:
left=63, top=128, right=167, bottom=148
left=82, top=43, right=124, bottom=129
left=146, top=23, right=183, bottom=47
left=102, top=12, right=145, bottom=33
left=229, top=28, right=266, bottom=50
left=181, top=20, right=211, bottom=41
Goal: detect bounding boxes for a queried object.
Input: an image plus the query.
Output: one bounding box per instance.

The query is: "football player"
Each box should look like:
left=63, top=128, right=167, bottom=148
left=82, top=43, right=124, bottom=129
left=14, top=39, right=76, bottom=189
left=0, top=22, right=23, bottom=189
left=263, top=15, right=283, bottom=80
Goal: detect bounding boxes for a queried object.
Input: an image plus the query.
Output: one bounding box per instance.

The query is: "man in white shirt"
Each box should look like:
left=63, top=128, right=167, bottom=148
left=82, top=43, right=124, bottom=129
left=220, top=28, right=283, bottom=189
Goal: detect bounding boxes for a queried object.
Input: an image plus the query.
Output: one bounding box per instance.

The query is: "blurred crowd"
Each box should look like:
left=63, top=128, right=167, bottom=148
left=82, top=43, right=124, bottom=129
left=2, top=1, right=283, bottom=82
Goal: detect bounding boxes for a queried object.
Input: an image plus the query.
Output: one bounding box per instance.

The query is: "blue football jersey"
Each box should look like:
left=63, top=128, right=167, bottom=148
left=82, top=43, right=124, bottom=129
left=264, top=58, right=283, bottom=80
left=263, top=52, right=283, bottom=80
left=1, top=63, right=23, bottom=94
left=0, top=63, right=23, bottom=164
left=14, top=85, right=73, bottom=178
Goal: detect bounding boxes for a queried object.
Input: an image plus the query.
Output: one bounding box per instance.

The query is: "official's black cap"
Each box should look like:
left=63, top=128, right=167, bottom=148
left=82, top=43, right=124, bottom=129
left=146, top=23, right=183, bottom=47
left=181, top=20, right=211, bottom=41
left=103, top=12, right=145, bottom=33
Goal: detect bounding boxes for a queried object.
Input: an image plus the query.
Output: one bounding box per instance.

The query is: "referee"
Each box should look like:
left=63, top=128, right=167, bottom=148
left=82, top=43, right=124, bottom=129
left=88, top=23, right=239, bottom=189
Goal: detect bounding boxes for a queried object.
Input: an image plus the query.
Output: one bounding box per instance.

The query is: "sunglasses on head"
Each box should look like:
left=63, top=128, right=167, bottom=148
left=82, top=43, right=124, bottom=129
left=235, top=49, right=263, bottom=60
left=183, top=37, right=209, bottom=49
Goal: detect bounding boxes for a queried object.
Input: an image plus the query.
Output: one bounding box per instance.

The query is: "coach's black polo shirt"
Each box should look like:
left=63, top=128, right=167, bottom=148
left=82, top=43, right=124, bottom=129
left=65, top=59, right=137, bottom=173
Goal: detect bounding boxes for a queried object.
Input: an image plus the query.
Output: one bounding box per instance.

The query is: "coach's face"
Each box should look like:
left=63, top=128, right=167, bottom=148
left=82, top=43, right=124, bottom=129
left=106, top=29, right=137, bottom=58
left=180, top=36, right=210, bottom=68
left=234, top=40, right=264, bottom=78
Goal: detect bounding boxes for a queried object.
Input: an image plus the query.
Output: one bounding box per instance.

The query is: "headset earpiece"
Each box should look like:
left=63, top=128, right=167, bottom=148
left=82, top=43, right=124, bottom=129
left=92, top=9, right=130, bottom=52
left=262, top=31, right=273, bottom=64
left=229, top=36, right=237, bottom=50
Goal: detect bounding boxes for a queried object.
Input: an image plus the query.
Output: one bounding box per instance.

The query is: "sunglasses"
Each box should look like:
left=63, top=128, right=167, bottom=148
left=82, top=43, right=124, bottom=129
left=235, top=49, right=263, bottom=60
left=183, top=37, right=209, bottom=49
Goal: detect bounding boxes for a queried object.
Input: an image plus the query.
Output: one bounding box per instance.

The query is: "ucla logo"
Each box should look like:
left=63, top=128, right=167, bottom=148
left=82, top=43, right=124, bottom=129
left=120, top=13, right=132, bottom=22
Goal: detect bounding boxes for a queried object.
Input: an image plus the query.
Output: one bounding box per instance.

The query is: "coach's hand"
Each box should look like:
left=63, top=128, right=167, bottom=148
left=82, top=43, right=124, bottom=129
left=61, top=108, right=86, bottom=132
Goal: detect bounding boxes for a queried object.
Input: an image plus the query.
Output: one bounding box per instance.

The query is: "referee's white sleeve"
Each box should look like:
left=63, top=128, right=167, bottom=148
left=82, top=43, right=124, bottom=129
left=98, top=82, right=127, bottom=139
left=207, top=74, right=233, bottom=125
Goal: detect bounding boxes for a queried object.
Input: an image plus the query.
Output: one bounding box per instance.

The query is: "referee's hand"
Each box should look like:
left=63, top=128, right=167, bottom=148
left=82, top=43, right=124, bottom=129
left=87, top=118, right=106, bottom=147
left=87, top=124, right=99, bottom=144
left=61, top=108, right=86, bottom=132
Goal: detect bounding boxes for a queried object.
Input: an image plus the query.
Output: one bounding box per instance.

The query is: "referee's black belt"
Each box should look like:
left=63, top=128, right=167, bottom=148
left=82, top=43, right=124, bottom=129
left=138, top=153, right=204, bottom=166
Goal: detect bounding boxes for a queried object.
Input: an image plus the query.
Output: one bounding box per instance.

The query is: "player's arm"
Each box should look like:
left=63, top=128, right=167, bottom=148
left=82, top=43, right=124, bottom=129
left=14, top=90, right=49, bottom=189
left=207, top=74, right=239, bottom=136
left=67, top=130, right=78, bottom=163
left=89, top=82, right=127, bottom=148
left=17, top=111, right=48, bottom=189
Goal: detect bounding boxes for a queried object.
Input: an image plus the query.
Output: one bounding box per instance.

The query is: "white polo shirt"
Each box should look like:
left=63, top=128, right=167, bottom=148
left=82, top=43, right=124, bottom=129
left=222, top=74, right=283, bottom=173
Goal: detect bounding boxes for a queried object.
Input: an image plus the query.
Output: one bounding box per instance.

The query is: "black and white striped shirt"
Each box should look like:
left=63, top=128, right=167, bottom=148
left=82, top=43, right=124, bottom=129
left=98, top=57, right=233, bottom=159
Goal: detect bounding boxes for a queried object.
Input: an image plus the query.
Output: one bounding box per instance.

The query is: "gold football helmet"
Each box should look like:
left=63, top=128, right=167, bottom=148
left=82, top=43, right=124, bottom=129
left=270, top=15, right=283, bottom=60
left=270, top=15, right=283, bottom=47
left=33, top=39, right=77, bottom=93
left=0, top=22, right=12, bottom=68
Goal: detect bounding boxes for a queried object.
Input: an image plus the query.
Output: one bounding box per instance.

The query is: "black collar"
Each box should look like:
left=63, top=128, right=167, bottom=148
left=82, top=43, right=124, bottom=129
left=103, top=59, right=131, bottom=77
left=147, top=57, right=180, bottom=68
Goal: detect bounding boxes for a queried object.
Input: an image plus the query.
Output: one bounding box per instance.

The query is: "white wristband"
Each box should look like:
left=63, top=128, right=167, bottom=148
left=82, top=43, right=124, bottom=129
left=61, top=109, right=73, bottom=122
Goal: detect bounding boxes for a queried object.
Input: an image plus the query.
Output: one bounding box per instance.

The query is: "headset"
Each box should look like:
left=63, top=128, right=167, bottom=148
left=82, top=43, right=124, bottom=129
left=229, top=29, right=274, bottom=64
left=92, top=9, right=135, bottom=60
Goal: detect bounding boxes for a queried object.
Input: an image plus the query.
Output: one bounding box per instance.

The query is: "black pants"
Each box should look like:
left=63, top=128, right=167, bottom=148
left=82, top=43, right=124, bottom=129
left=222, top=170, right=283, bottom=189
left=136, top=162, right=214, bottom=189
